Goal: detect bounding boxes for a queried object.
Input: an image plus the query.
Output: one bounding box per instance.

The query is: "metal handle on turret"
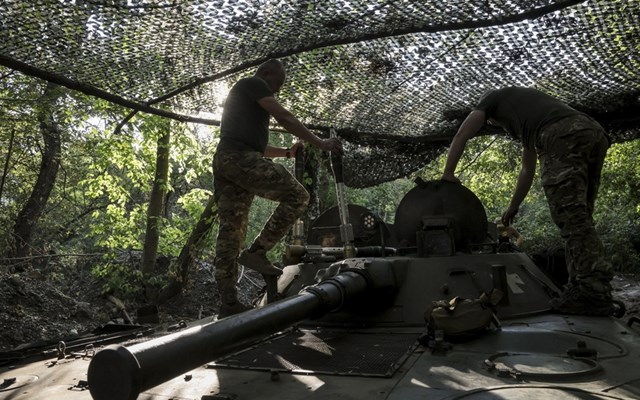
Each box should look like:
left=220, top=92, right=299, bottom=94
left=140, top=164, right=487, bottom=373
left=291, top=145, right=306, bottom=247
left=329, top=129, right=355, bottom=257
left=330, top=147, right=344, bottom=184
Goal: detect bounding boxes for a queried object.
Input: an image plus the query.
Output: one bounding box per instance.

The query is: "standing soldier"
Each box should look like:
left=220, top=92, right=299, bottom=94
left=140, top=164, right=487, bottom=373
left=214, top=59, right=343, bottom=318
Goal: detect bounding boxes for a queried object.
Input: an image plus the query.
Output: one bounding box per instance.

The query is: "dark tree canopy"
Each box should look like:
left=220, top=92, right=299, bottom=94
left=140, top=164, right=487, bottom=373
left=1, top=0, right=638, bottom=187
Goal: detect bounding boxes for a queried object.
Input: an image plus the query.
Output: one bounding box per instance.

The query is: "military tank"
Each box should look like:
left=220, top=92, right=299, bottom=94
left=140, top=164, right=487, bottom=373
left=2, top=164, right=640, bottom=400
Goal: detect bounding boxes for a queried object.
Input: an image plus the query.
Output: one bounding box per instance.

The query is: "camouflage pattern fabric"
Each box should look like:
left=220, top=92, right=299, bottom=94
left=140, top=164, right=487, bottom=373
left=213, top=150, right=309, bottom=284
left=536, top=114, right=612, bottom=293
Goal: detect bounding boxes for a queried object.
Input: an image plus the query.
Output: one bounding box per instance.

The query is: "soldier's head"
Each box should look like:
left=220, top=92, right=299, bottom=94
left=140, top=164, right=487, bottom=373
left=256, top=59, right=286, bottom=93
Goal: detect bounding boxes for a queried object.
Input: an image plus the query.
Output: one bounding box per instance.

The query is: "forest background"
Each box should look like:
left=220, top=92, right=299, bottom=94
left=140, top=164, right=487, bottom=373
left=1, top=69, right=639, bottom=349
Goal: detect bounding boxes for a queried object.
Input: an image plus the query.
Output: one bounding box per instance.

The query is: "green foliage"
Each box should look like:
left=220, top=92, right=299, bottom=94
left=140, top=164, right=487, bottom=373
left=0, top=71, right=221, bottom=296
left=445, top=136, right=562, bottom=254
left=0, top=73, right=47, bottom=235
left=0, top=71, right=133, bottom=256
left=344, top=180, right=415, bottom=223
left=162, top=188, right=214, bottom=255
left=79, top=117, right=218, bottom=294
left=596, top=140, right=640, bottom=272
left=92, top=255, right=144, bottom=296
left=413, top=136, right=517, bottom=216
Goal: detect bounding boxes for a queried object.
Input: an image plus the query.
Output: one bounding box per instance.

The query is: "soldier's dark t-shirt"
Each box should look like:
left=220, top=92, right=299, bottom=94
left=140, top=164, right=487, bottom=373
left=218, top=76, right=273, bottom=153
left=475, top=87, right=582, bottom=150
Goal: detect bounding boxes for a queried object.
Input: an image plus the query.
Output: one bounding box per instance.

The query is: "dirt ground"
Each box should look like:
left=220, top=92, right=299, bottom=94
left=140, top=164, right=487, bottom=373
left=0, top=263, right=639, bottom=352
left=0, top=262, right=264, bottom=352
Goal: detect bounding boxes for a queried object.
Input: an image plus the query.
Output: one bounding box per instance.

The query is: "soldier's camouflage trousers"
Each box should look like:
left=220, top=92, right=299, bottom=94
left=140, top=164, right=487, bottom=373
left=536, top=114, right=612, bottom=292
left=213, top=150, right=310, bottom=284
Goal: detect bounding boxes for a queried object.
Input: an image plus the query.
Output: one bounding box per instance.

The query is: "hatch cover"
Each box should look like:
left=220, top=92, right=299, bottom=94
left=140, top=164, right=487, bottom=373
left=442, top=385, right=625, bottom=399
left=209, top=329, right=418, bottom=377
left=484, top=352, right=601, bottom=380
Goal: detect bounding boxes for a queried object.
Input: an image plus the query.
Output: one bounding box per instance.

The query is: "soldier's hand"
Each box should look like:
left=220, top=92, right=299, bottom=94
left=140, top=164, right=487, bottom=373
left=501, top=205, right=519, bottom=226
left=320, top=138, right=343, bottom=155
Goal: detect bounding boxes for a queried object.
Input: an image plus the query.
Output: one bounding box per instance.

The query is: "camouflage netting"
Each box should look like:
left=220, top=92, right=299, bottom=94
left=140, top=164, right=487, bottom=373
left=1, top=0, right=639, bottom=187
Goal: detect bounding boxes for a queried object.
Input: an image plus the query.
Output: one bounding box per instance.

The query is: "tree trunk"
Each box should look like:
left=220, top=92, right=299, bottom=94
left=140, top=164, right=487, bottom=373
left=155, top=195, right=217, bottom=304
left=6, top=83, right=63, bottom=267
left=0, top=129, right=16, bottom=201
left=142, top=122, right=171, bottom=297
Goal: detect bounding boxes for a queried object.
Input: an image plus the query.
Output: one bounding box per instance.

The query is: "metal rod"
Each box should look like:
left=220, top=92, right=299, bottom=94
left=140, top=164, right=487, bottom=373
left=292, top=146, right=306, bottom=246
left=329, top=129, right=356, bottom=258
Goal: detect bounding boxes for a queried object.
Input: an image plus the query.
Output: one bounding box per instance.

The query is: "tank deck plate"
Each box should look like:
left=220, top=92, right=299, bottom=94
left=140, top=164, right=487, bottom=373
left=209, top=329, right=419, bottom=377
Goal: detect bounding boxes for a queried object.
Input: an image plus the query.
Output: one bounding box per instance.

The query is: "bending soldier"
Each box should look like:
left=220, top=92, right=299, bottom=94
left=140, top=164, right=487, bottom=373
left=442, top=86, right=618, bottom=316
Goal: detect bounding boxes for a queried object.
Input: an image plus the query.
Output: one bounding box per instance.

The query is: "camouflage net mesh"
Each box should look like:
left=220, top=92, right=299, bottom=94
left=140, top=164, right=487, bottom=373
left=1, top=0, right=639, bottom=187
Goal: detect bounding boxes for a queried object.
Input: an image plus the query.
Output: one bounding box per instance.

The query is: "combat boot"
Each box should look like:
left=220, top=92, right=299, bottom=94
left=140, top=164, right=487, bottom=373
left=238, top=248, right=283, bottom=275
left=549, top=282, right=619, bottom=316
left=218, top=283, right=253, bottom=319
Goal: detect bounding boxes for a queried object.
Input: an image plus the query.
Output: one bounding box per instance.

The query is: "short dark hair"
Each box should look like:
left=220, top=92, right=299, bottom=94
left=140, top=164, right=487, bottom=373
left=256, top=59, right=283, bottom=75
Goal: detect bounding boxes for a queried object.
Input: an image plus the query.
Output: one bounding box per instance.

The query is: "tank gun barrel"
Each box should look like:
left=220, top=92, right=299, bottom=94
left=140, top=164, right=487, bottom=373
left=88, top=269, right=370, bottom=400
